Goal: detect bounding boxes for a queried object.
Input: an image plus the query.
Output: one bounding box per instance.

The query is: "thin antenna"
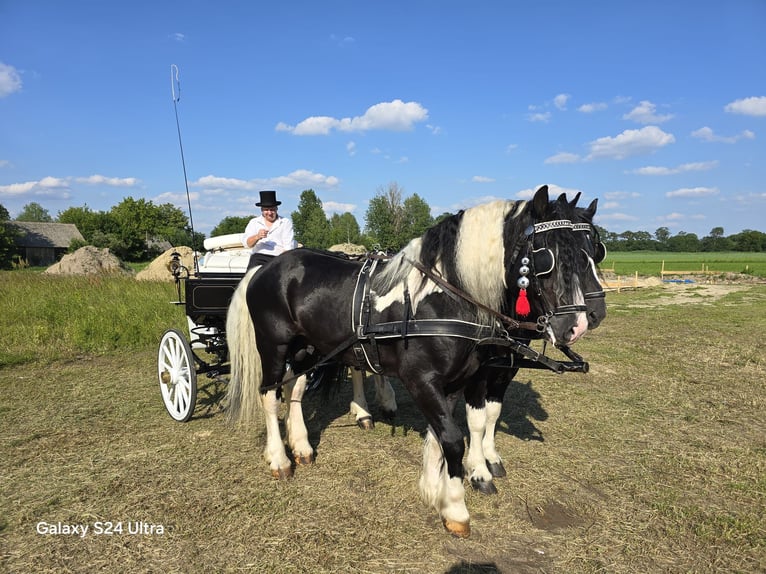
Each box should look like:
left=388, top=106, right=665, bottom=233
left=170, top=64, right=199, bottom=274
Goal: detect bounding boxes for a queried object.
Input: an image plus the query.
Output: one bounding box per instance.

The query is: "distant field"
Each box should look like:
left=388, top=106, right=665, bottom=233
left=601, top=251, right=766, bottom=277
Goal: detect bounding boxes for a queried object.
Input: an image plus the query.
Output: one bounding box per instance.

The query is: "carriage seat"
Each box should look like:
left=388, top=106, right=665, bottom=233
left=203, top=233, right=245, bottom=251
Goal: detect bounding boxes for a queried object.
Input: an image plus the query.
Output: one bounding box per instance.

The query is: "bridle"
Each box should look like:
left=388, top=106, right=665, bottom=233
left=513, top=219, right=588, bottom=329
left=573, top=222, right=607, bottom=304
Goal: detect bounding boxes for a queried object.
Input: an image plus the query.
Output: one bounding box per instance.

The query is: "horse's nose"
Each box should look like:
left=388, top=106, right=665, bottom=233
left=567, top=312, right=588, bottom=344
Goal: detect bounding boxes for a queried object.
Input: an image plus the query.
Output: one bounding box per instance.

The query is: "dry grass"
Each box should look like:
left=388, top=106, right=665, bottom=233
left=1, top=284, right=765, bottom=573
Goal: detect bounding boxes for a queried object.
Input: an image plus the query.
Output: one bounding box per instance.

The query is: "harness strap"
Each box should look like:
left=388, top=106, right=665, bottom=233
left=406, top=258, right=542, bottom=333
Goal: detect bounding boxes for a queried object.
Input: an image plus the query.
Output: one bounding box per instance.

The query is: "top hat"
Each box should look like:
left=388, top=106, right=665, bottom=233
left=255, top=190, right=281, bottom=207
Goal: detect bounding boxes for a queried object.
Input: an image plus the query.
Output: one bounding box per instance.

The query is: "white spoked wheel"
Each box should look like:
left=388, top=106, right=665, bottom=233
left=158, top=329, right=197, bottom=422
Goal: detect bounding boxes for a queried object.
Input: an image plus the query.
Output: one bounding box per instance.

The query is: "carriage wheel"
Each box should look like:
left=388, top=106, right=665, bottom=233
left=158, top=329, right=198, bottom=422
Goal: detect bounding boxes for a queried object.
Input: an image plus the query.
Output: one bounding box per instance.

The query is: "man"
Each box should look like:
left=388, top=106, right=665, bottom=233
left=243, top=190, right=296, bottom=269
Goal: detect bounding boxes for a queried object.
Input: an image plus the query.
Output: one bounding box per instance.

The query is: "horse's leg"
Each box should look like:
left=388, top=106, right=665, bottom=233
left=415, top=390, right=470, bottom=538
left=349, top=368, right=375, bottom=430
left=483, top=368, right=518, bottom=478
left=372, top=375, right=397, bottom=421
left=262, top=388, right=292, bottom=479
left=463, top=375, right=497, bottom=495
left=283, top=369, right=315, bottom=465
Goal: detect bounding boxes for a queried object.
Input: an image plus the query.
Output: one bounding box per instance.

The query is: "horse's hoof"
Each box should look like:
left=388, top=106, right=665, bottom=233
left=271, top=466, right=293, bottom=480
left=442, top=519, right=471, bottom=538
left=487, top=461, right=507, bottom=478
left=294, top=453, right=315, bottom=465
left=356, top=416, right=375, bottom=430
left=470, top=477, right=498, bottom=495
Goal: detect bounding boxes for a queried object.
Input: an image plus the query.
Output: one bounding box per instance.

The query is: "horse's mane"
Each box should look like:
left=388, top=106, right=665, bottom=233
left=372, top=199, right=528, bottom=317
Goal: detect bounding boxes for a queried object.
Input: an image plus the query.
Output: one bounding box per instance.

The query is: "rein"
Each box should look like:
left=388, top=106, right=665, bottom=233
left=405, top=258, right=544, bottom=333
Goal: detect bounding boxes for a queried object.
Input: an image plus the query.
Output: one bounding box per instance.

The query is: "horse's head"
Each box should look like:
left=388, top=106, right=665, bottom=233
left=567, top=193, right=607, bottom=330
left=507, top=186, right=589, bottom=346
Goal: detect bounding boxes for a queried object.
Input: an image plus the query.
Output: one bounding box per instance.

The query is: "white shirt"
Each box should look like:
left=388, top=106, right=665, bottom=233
left=242, top=215, right=296, bottom=256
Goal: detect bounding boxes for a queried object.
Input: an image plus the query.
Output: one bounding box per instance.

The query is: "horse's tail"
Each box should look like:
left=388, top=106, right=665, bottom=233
left=226, top=267, right=263, bottom=426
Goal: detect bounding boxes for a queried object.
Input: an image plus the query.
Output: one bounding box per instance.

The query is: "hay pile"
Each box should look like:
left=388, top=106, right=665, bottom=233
left=44, top=246, right=133, bottom=276
left=136, top=246, right=196, bottom=282
left=328, top=242, right=367, bottom=256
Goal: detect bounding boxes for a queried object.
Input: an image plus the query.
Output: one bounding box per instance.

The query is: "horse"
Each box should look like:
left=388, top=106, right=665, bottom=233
left=462, top=194, right=607, bottom=494
left=225, top=185, right=593, bottom=537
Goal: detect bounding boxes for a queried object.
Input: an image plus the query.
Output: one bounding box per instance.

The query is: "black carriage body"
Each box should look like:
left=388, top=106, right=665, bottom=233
left=184, top=273, right=244, bottom=328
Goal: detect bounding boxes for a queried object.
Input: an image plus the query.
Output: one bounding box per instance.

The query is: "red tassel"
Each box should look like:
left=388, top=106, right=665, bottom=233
left=516, top=289, right=530, bottom=316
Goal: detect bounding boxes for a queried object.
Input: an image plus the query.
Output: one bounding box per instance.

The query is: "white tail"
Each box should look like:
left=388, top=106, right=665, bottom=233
left=226, top=267, right=264, bottom=425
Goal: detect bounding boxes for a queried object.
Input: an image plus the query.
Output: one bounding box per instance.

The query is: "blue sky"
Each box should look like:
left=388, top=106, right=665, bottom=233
left=1, top=0, right=765, bottom=238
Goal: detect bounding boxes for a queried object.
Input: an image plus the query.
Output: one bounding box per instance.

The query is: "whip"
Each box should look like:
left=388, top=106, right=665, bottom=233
left=170, top=64, right=199, bottom=274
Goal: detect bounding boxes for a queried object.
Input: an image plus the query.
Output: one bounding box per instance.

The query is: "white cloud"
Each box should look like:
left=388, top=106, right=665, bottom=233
left=623, top=100, right=673, bottom=124
left=276, top=100, right=428, bottom=135
left=0, top=159, right=12, bottom=168
left=154, top=191, right=199, bottom=203
left=553, top=93, right=570, bottom=110
left=597, top=212, right=640, bottom=223
left=0, top=176, right=71, bottom=198
left=346, top=141, right=357, bottom=156
left=194, top=169, right=339, bottom=191
left=604, top=191, right=641, bottom=200
left=515, top=183, right=583, bottom=201
left=526, top=111, right=551, bottom=123
left=691, top=126, right=755, bottom=143
left=75, top=174, right=141, bottom=186
left=171, top=32, right=185, bottom=42
left=724, top=96, right=766, bottom=117
left=0, top=62, right=22, bottom=97
left=322, top=200, right=357, bottom=214
left=586, top=126, right=675, bottom=160
left=666, top=186, right=719, bottom=198
left=471, top=175, right=495, bottom=183
left=578, top=102, right=607, bottom=113
left=629, top=160, right=719, bottom=175
left=544, top=152, right=580, bottom=164
left=505, top=144, right=518, bottom=154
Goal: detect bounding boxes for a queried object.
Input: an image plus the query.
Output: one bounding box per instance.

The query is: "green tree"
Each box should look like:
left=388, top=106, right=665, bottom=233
left=654, top=227, right=670, bottom=248
left=730, top=229, right=766, bottom=252
left=108, top=197, right=191, bottom=260
left=364, top=182, right=405, bottom=251
left=327, top=212, right=361, bottom=246
left=291, top=189, right=331, bottom=248
left=0, top=203, right=18, bottom=269
left=16, top=202, right=53, bottom=222
left=402, top=193, right=434, bottom=239
left=701, top=226, right=732, bottom=252
left=58, top=205, right=101, bottom=242
left=667, top=231, right=700, bottom=252
left=211, top=216, right=252, bottom=237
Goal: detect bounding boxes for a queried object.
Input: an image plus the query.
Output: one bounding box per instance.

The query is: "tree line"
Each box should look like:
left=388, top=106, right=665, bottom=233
left=2, top=185, right=765, bottom=269
left=598, top=225, right=766, bottom=253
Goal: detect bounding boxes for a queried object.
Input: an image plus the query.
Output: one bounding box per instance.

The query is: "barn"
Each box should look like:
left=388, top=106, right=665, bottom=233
left=6, top=221, right=85, bottom=266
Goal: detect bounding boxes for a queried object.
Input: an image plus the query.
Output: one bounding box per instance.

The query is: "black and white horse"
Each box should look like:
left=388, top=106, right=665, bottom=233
left=463, top=194, right=607, bottom=494
left=226, top=185, right=592, bottom=537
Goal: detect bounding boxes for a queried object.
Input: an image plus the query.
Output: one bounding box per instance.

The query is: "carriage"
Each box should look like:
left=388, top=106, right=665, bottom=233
left=157, top=233, right=249, bottom=422
left=156, top=187, right=606, bottom=537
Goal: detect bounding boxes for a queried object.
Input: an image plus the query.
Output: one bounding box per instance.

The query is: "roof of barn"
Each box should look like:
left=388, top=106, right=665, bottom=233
left=6, top=221, right=85, bottom=248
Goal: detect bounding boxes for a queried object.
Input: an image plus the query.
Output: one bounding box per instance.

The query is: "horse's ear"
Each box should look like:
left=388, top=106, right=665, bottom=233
left=569, top=192, right=582, bottom=207
left=532, top=185, right=549, bottom=217
left=584, top=198, right=598, bottom=219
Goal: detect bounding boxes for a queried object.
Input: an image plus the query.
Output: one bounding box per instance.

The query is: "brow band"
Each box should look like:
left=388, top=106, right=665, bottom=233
left=533, top=219, right=572, bottom=233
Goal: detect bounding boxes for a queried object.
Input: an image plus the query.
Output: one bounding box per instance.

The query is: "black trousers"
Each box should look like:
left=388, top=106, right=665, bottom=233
left=247, top=252, right=276, bottom=269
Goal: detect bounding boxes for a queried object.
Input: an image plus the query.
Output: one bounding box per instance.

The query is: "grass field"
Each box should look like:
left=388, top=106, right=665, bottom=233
left=1, top=273, right=765, bottom=573
left=601, top=251, right=766, bottom=278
